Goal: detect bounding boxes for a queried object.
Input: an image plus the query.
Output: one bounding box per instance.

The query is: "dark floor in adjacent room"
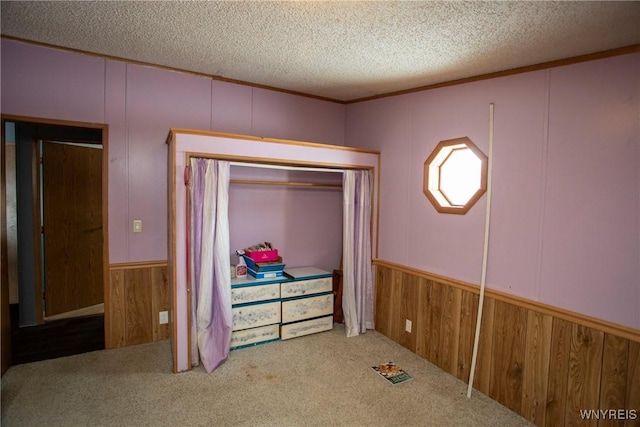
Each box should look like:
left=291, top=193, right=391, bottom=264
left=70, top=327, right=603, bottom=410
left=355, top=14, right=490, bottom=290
left=9, top=304, right=104, bottom=365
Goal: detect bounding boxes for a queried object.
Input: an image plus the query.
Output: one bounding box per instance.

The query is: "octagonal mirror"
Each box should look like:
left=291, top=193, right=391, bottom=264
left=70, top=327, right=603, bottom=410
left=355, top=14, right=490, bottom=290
left=423, top=137, right=488, bottom=214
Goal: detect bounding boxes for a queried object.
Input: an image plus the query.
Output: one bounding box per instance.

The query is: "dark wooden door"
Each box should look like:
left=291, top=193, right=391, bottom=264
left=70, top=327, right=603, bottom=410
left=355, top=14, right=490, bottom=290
left=42, top=141, right=103, bottom=316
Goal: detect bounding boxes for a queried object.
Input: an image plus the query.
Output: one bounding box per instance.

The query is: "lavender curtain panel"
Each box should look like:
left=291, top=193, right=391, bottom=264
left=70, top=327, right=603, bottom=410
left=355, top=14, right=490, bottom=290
left=342, top=169, right=374, bottom=338
left=189, top=158, right=232, bottom=373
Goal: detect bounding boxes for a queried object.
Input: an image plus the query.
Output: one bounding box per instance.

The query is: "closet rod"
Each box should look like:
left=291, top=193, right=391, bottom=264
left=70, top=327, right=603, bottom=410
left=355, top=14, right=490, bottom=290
left=229, top=161, right=343, bottom=173
left=230, top=179, right=342, bottom=188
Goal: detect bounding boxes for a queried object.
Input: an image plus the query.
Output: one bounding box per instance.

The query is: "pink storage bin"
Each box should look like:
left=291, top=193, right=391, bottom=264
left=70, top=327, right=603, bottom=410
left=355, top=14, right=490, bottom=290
left=244, top=249, right=279, bottom=262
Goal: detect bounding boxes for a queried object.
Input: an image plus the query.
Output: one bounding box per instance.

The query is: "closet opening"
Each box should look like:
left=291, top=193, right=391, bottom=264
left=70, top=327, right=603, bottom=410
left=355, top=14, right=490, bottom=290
left=228, top=160, right=345, bottom=306
left=168, top=129, right=380, bottom=372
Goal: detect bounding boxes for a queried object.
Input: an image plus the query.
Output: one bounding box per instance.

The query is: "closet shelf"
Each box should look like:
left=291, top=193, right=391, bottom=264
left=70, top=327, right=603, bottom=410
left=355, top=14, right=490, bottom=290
left=230, top=179, right=342, bottom=188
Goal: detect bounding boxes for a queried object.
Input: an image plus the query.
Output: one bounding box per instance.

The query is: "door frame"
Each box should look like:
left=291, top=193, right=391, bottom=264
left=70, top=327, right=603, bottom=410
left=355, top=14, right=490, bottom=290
left=1, top=120, right=10, bottom=373
left=31, top=139, right=43, bottom=324
left=0, top=114, right=110, bottom=351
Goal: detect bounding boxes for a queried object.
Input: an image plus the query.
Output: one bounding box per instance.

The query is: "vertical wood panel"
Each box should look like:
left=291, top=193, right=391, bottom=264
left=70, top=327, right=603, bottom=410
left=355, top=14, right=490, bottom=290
left=415, top=279, right=433, bottom=360
left=598, top=334, right=629, bottom=427
left=473, top=296, right=495, bottom=394
left=387, top=268, right=403, bottom=343
left=398, top=274, right=420, bottom=352
left=522, top=310, right=552, bottom=425
left=439, top=285, right=461, bottom=376
left=489, top=300, right=527, bottom=413
left=110, top=264, right=170, bottom=348
left=546, top=317, right=572, bottom=426
left=625, top=341, right=640, bottom=427
left=124, top=268, right=153, bottom=346
left=428, top=280, right=444, bottom=369
left=151, top=266, right=170, bottom=341
left=374, top=266, right=392, bottom=338
left=457, top=290, right=478, bottom=382
left=109, top=269, right=126, bottom=348
left=565, top=324, right=604, bottom=427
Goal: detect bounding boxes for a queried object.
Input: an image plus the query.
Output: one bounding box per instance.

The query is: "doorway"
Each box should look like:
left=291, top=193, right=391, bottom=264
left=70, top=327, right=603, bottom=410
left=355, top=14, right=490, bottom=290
left=1, top=116, right=108, bottom=366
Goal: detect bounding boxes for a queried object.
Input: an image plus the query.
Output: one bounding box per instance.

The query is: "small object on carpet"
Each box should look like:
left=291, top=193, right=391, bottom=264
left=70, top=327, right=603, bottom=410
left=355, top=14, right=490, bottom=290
left=372, top=362, right=412, bottom=385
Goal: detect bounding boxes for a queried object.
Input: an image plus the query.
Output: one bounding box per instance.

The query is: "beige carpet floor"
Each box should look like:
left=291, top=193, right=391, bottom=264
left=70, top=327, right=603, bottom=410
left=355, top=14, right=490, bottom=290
left=1, top=324, right=533, bottom=426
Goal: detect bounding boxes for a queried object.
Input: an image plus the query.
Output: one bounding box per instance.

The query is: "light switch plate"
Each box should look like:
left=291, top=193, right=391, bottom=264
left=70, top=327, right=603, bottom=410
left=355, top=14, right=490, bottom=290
left=159, top=311, right=169, bottom=325
left=133, top=219, right=142, bottom=233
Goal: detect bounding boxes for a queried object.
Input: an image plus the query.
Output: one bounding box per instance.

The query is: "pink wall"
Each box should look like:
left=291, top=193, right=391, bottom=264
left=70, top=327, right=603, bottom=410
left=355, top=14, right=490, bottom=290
left=346, top=53, right=640, bottom=330
left=124, top=65, right=212, bottom=261
left=1, top=39, right=346, bottom=264
left=1, top=40, right=106, bottom=123
left=3, top=38, right=637, bottom=330
left=539, top=56, right=639, bottom=325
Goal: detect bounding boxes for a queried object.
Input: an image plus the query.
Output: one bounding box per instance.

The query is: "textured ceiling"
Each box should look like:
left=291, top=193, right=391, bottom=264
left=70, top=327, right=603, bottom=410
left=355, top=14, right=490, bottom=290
left=2, top=1, right=639, bottom=102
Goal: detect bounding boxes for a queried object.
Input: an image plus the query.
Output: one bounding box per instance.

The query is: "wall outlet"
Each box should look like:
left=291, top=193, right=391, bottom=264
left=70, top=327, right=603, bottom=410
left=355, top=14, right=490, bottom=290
left=133, top=219, right=142, bottom=233
left=405, top=319, right=412, bottom=333
left=159, top=311, right=169, bottom=325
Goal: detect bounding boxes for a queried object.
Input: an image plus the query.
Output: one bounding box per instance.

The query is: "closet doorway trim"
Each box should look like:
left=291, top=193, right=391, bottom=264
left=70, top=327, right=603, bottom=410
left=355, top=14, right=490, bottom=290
left=168, top=129, right=380, bottom=373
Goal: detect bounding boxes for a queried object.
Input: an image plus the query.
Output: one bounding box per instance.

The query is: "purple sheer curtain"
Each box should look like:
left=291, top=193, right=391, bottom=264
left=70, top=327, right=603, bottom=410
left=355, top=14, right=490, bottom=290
left=342, top=169, right=374, bottom=337
left=189, top=158, right=232, bottom=372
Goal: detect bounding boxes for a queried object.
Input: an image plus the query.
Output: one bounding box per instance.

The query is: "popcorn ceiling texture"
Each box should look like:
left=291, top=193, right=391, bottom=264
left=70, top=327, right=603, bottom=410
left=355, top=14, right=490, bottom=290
left=1, top=1, right=639, bottom=101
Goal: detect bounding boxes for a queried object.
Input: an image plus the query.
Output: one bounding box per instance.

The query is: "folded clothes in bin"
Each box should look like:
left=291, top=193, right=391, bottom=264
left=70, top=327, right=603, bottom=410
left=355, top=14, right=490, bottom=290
left=242, top=242, right=279, bottom=262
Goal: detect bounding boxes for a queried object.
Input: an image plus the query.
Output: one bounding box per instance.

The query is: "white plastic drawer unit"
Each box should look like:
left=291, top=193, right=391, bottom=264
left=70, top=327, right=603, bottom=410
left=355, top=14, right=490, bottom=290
left=280, top=276, right=332, bottom=299
left=231, top=283, right=280, bottom=305
left=281, top=315, right=333, bottom=340
left=281, top=293, right=333, bottom=324
left=232, top=301, right=281, bottom=331
left=231, top=324, right=280, bottom=349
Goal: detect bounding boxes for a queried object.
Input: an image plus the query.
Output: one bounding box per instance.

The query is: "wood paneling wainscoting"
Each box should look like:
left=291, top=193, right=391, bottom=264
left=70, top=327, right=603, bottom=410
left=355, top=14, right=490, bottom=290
left=374, top=260, right=640, bottom=427
left=108, top=261, right=170, bottom=348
